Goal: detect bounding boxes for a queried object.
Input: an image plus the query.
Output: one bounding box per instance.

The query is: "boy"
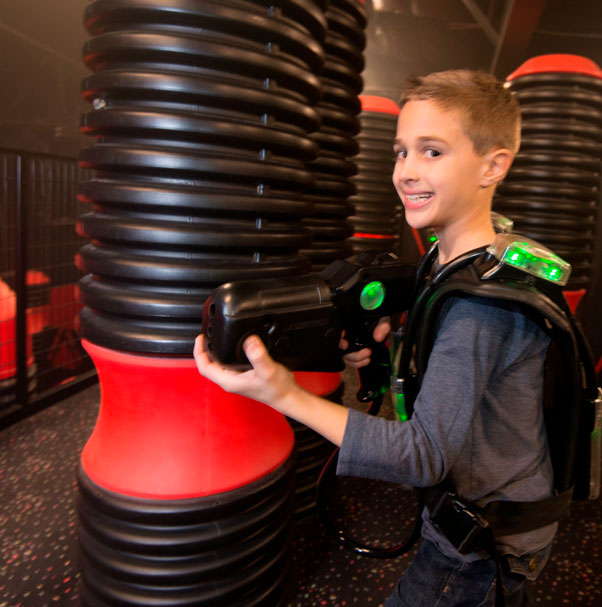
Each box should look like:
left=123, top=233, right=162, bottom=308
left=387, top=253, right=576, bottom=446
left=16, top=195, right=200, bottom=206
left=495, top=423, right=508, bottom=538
left=194, top=70, right=554, bottom=606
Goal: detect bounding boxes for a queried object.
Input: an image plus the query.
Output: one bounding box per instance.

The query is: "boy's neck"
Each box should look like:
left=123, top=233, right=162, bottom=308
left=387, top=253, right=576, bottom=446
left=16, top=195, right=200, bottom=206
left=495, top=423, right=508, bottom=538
left=437, top=229, right=495, bottom=265
left=436, top=209, right=496, bottom=265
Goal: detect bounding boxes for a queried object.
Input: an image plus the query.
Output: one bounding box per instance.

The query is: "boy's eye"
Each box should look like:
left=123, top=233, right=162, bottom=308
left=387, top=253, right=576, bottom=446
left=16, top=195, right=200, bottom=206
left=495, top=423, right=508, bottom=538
left=395, top=149, right=407, bottom=159
left=426, top=148, right=441, bottom=158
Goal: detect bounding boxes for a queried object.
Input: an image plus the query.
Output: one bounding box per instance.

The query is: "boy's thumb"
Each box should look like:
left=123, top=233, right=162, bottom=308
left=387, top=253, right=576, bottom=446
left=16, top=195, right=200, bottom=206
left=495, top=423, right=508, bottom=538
left=243, top=335, right=269, bottom=366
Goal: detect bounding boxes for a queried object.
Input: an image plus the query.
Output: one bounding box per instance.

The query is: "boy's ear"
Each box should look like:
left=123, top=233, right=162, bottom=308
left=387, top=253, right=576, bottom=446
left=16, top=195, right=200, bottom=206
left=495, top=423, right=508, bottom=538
left=481, top=149, right=514, bottom=187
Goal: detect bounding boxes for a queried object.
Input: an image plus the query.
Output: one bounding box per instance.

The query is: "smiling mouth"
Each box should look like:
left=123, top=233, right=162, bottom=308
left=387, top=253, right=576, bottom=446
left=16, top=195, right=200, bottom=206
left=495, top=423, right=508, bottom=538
left=404, top=192, right=434, bottom=209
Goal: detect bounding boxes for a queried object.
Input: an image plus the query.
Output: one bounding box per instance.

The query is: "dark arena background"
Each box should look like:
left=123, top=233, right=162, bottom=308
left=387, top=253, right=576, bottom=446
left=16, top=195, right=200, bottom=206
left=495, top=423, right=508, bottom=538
left=1, top=1, right=601, bottom=606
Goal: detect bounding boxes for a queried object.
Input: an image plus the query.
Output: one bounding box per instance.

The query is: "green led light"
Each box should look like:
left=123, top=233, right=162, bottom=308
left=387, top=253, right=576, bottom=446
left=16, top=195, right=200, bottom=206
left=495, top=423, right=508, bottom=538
left=502, top=244, right=566, bottom=283
left=488, top=234, right=571, bottom=286
left=429, top=234, right=438, bottom=243
left=360, top=281, right=385, bottom=310
left=394, top=393, right=408, bottom=422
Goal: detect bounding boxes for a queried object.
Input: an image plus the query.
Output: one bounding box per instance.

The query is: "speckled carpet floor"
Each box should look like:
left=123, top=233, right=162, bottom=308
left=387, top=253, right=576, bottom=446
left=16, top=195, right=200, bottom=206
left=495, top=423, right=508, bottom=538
left=1, top=377, right=600, bottom=607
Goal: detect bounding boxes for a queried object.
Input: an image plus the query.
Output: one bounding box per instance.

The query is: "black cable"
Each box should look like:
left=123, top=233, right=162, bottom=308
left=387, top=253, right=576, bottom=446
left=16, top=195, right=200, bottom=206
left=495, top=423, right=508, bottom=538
left=313, top=247, right=487, bottom=559
left=314, top=392, right=424, bottom=559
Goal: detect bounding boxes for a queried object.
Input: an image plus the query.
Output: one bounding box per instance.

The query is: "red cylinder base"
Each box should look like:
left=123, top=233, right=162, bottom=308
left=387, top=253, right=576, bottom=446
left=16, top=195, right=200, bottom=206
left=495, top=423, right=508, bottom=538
left=81, top=340, right=295, bottom=499
left=507, top=53, right=602, bottom=79
left=563, top=289, right=587, bottom=315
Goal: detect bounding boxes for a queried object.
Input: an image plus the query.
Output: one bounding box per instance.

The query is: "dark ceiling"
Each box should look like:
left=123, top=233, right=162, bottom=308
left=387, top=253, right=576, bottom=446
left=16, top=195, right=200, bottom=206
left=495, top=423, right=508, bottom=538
left=0, top=0, right=600, bottom=154
left=363, top=0, right=602, bottom=98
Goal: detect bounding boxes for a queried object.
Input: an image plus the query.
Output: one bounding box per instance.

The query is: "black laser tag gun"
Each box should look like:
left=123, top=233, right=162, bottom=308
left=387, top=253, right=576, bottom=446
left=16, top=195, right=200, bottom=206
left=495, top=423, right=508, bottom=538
left=202, top=251, right=417, bottom=402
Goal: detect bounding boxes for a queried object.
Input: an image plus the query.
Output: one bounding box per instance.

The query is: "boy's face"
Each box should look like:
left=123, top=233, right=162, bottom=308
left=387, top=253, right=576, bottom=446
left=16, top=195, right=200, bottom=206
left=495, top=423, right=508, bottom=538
left=392, top=99, right=491, bottom=234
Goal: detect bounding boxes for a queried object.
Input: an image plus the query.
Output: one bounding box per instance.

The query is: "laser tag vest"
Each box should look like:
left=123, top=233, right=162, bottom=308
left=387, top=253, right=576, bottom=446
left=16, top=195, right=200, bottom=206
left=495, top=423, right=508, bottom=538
left=393, top=233, right=600, bottom=540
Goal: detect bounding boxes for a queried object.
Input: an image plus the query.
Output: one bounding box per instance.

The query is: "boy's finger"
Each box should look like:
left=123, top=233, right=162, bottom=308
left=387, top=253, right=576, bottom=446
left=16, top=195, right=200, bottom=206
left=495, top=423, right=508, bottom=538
left=244, top=335, right=286, bottom=384
left=193, top=335, right=219, bottom=376
left=343, top=348, right=372, bottom=369
left=193, top=334, right=210, bottom=367
left=193, top=335, right=239, bottom=386
left=374, top=316, right=392, bottom=342
left=243, top=335, right=271, bottom=367
left=344, top=347, right=371, bottom=360
left=345, top=357, right=370, bottom=369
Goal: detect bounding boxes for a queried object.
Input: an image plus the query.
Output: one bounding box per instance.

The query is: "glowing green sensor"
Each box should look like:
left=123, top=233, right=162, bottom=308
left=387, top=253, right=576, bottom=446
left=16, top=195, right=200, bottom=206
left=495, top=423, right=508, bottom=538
left=394, top=392, right=409, bottom=422
left=487, top=233, right=571, bottom=286
left=360, top=281, right=385, bottom=310
left=426, top=228, right=438, bottom=243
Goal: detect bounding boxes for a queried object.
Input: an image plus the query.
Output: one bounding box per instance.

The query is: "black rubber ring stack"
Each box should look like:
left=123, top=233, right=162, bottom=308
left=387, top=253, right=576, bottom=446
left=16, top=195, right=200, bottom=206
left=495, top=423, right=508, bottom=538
left=77, top=454, right=297, bottom=607
left=75, top=2, right=329, bottom=606
left=300, top=0, right=368, bottom=271
left=348, top=96, right=402, bottom=255
left=77, top=0, right=328, bottom=353
left=496, top=58, right=602, bottom=290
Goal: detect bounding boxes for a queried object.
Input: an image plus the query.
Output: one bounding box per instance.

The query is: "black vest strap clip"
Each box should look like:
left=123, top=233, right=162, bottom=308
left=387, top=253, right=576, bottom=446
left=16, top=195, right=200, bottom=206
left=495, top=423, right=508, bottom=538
left=424, top=483, right=573, bottom=555
left=424, top=485, right=490, bottom=554
left=482, top=488, right=574, bottom=536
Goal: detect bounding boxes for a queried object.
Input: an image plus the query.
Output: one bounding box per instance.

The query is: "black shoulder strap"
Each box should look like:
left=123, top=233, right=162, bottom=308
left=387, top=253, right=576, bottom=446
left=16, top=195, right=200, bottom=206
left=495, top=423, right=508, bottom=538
left=398, top=244, right=598, bottom=537
left=397, top=245, right=489, bottom=385
left=415, top=267, right=576, bottom=379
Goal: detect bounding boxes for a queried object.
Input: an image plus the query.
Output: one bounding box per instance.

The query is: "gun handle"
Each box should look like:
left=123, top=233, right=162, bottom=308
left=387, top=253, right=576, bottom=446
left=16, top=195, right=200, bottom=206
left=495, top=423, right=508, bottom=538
left=356, top=340, right=391, bottom=402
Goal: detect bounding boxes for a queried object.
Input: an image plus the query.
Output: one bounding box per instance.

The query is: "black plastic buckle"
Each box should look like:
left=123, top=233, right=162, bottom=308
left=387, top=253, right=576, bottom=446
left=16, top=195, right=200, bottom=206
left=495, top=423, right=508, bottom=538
left=428, top=490, right=490, bottom=554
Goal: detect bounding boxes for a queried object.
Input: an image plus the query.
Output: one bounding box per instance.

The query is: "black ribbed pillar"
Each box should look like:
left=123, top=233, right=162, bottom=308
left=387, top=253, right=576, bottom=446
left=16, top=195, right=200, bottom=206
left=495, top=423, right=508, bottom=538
left=301, top=0, right=367, bottom=271
left=75, top=1, right=329, bottom=605
left=289, top=0, right=368, bottom=517
left=348, top=94, right=402, bottom=255
left=496, top=54, right=602, bottom=315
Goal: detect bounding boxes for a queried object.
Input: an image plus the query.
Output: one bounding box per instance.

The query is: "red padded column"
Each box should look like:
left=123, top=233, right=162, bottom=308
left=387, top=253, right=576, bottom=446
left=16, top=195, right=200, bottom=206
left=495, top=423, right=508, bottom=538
left=81, top=340, right=295, bottom=499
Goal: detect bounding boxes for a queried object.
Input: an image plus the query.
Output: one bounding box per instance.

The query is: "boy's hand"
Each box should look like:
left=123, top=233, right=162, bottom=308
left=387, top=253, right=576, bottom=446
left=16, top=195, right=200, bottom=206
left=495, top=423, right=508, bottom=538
left=195, top=334, right=349, bottom=446
left=193, top=334, right=298, bottom=410
left=339, top=316, right=391, bottom=368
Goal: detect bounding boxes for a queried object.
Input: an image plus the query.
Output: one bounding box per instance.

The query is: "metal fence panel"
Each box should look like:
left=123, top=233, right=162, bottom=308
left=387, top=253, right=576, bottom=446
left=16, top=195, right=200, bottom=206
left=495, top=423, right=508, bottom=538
left=0, top=149, right=96, bottom=425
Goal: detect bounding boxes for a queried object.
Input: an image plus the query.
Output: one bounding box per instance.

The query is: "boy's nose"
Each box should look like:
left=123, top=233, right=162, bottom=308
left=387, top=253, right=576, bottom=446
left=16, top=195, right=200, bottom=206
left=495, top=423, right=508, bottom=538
left=394, top=158, right=419, bottom=184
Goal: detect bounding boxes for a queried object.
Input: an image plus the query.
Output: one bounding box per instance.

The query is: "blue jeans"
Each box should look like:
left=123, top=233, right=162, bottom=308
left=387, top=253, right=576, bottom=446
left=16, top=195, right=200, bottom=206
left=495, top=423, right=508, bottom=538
left=384, top=539, right=551, bottom=607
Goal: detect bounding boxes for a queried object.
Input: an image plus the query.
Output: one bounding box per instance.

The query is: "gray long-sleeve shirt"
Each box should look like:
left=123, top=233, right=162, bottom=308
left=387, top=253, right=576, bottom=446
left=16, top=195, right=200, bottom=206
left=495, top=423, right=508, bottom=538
left=337, top=294, right=556, bottom=557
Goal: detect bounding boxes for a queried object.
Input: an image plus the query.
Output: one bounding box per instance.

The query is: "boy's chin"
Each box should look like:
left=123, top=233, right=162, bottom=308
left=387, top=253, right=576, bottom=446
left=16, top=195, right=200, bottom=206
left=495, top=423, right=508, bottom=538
left=405, top=215, right=432, bottom=231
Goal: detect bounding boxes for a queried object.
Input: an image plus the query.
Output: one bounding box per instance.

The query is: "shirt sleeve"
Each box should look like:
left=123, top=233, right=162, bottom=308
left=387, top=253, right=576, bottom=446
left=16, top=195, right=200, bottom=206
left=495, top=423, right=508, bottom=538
left=336, top=295, right=548, bottom=487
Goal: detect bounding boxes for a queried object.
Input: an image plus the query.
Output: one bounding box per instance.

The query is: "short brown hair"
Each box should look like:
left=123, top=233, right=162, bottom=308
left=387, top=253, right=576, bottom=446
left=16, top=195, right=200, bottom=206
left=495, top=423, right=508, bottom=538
left=399, top=69, right=521, bottom=155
